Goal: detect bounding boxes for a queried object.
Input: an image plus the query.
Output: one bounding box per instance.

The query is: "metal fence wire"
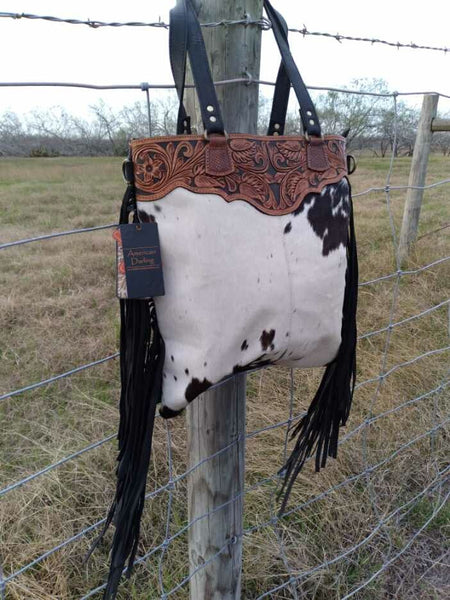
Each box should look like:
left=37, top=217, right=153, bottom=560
left=0, top=10, right=449, bottom=54
left=0, top=13, right=449, bottom=600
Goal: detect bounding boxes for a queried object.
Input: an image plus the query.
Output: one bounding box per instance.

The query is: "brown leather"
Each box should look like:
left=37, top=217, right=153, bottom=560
left=205, top=134, right=234, bottom=176
left=307, top=137, right=330, bottom=172
left=131, top=133, right=347, bottom=216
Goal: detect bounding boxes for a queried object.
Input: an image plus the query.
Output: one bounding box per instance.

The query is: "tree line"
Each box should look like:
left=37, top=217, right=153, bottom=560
left=1, top=79, right=449, bottom=158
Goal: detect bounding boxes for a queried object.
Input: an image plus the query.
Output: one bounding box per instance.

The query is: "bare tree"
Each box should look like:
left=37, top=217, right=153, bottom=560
left=119, top=101, right=152, bottom=138
left=0, top=84, right=436, bottom=158
left=376, top=102, right=419, bottom=157
left=314, top=78, right=391, bottom=147
left=89, top=100, right=125, bottom=155
left=432, top=111, right=450, bottom=156
left=152, top=96, right=178, bottom=136
left=0, top=111, right=24, bottom=155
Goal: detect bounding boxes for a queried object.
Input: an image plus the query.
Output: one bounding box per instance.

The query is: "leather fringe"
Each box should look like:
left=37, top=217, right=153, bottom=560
left=85, top=185, right=165, bottom=599
left=278, top=182, right=358, bottom=515
left=102, top=297, right=164, bottom=599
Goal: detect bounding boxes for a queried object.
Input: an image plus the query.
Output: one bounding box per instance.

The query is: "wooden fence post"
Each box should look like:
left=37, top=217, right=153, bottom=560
left=184, top=1, right=263, bottom=598
left=397, top=94, right=439, bottom=264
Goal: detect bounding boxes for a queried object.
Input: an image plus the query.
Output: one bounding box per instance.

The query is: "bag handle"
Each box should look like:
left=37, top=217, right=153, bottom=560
left=266, top=4, right=290, bottom=136
left=264, top=0, right=321, bottom=137
left=169, top=0, right=191, bottom=134
left=169, top=0, right=322, bottom=138
left=170, top=0, right=288, bottom=136
left=170, top=0, right=226, bottom=136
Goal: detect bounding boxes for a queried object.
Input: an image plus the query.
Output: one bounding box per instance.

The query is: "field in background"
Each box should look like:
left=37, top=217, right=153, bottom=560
left=0, top=154, right=449, bottom=599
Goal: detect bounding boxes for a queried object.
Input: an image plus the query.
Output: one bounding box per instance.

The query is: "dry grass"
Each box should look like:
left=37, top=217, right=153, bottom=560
left=0, top=154, right=449, bottom=599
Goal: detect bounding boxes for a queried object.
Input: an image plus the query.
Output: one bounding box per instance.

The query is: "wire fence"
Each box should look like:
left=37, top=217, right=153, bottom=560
left=0, top=9, right=449, bottom=600
left=0, top=10, right=449, bottom=54
left=1, top=79, right=450, bottom=100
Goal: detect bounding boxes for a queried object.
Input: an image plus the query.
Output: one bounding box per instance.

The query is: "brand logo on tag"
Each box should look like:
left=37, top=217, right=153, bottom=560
left=114, top=223, right=165, bottom=299
left=126, top=246, right=159, bottom=270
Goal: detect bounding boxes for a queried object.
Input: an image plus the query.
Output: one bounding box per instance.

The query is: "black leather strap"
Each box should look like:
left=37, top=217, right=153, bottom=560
left=264, top=0, right=321, bottom=137
left=170, top=1, right=290, bottom=137
left=267, top=5, right=290, bottom=136
left=169, top=0, right=191, bottom=134
left=169, top=0, right=321, bottom=138
left=170, top=0, right=225, bottom=135
left=268, top=65, right=290, bottom=136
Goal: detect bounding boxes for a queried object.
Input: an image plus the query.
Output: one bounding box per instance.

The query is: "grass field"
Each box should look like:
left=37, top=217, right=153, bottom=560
left=0, top=153, right=449, bottom=599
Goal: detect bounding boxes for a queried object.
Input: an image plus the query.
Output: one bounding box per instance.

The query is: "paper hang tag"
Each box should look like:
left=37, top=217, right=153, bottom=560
left=113, top=223, right=165, bottom=299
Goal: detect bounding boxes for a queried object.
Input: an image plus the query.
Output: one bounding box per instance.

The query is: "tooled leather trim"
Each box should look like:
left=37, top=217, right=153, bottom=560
left=131, top=134, right=347, bottom=216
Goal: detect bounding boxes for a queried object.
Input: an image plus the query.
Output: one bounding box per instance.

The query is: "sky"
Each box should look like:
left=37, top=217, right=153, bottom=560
left=0, top=0, right=449, bottom=121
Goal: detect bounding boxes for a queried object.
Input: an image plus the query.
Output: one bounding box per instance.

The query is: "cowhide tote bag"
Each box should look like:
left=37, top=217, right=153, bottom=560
left=89, top=1, right=358, bottom=597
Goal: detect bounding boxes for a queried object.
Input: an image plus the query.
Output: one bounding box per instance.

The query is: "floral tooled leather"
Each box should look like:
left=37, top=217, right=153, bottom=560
left=131, top=134, right=347, bottom=216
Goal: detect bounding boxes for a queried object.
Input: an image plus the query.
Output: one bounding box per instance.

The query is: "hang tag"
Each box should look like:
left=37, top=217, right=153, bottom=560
left=113, top=223, right=165, bottom=299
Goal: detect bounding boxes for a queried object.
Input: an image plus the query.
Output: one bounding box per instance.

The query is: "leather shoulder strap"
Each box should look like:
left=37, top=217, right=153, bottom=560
left=264, top=0, right=321, bottom=138
left=169, top=0, right=322, bottom=139
left=267, top=5, right=290, bottom=136
left=170, top=0, right=226, bottom=136
left=169, top=1, right=191, bottom=134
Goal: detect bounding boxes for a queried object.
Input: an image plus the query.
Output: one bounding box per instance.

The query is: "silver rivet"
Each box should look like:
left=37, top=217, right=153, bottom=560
left=209, top=116, right=217, bottom=122
left=309, top=119, right=315, bottom=125
left=207, top=105, right=214, bottom=113
left=274, top=123, right=280, bottom=130
left=306, top=110, right=312, bottom=116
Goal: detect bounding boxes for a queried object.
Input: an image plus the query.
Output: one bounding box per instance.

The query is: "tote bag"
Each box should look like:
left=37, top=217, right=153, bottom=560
left=89, top=1, right=358, bottom=597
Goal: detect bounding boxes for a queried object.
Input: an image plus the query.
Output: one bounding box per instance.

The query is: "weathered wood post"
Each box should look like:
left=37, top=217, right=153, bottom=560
left=397, top=94, right=439, bottom=264
left=183, top=1, right=263, bottom=598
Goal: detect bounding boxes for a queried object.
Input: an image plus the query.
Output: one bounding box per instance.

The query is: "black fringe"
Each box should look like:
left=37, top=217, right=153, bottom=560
left=86, top=185, right=165, bottom=599
left=278, top=182, right=358, bottom=515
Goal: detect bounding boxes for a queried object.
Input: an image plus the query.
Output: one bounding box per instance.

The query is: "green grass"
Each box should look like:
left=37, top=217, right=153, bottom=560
left=0, top=154, right=449, bottom=599
left=406, top=496, right=450, bottom=532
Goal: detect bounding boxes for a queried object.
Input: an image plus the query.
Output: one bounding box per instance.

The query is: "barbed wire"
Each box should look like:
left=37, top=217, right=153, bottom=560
left=0, top=11, right=448, bottom=54
left=288, top=26, right=450, bottom=54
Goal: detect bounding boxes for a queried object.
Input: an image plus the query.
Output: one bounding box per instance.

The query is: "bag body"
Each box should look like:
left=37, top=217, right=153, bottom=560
left=91, top=1, right=358, bottom=598
left=132, top=134, right=350, bottom=415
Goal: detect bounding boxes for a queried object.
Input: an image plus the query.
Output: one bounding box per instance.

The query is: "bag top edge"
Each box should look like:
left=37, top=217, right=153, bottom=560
left=129, top=133, right=346, bottom=148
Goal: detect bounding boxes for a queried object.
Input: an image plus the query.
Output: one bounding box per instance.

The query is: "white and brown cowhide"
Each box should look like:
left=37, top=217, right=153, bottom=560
left=136, top=176, right=350, bottom=416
